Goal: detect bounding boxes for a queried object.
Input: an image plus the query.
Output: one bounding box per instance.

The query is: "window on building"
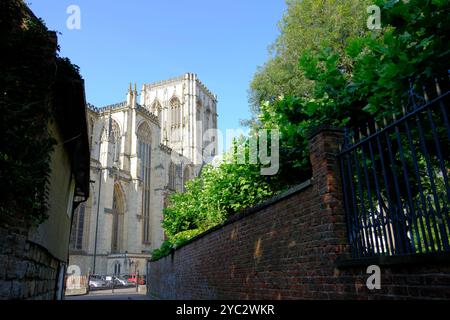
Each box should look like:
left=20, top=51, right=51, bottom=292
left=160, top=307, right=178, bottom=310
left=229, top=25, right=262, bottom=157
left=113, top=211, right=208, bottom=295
left=206, top=109, right=211, bottom=128
left=170, top=97, right=181, bottom=125
left=176, top=164, right=182, bottom=189
left=111, top=184, right=125, bottom=253
left=151, top=100, right=162, bottom=119
left=88, top=117, right=94, bottom=150
left=137, top=122, right=152, bottom=244
left=196, top=100, right=202, bottom=121
left=110, top=119, right=121, bottom=164
left=70, top=202, right=85, bottom=250
left=183, top=166, right=190, bottom=192
left=114, top=262, right=121, bottom=275
left=66, top=176, right=76, bottom=218
left=168, top=162, right=176, bottom=190
left=170, top=97, right=181, bottom=142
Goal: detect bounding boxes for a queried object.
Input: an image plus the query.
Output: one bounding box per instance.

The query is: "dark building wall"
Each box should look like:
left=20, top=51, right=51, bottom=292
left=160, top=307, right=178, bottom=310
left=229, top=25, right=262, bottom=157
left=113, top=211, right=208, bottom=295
left=0, top=111, right=75, bottom=300
left=0, top=223, right=60, bottom=299
left=0, top=0, right=90, bottom=300
left=147, top=127, right=450, bottom=300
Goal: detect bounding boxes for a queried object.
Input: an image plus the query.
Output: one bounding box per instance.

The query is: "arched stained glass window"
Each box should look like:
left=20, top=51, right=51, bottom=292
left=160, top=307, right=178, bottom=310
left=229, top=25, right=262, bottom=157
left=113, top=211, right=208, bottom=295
left=137, top=122, right=152, bottom=244
left=137, top=122, right=152, bottom=144
left=110, top=119, right=121, bottom=164
left=70, top=203, right=85, bottom=250
left=170, top=96, right=181, bottom=128
left=88, top=117, right=94, bottom=150
left=169, top=96, right=181, bottom=143
left=196, top=100, right=202, bottom=121
left=151, top=100, right=162, bottom=119
left=206, top=109, right=211, bottom=127
left=111, top=184, right=125, bottom=253
left=168, top=162, right=176, bottom=190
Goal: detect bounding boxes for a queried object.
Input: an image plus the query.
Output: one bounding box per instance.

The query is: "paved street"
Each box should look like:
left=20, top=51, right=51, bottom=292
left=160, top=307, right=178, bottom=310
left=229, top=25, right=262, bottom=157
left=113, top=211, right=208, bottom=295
left=65, top=287, right=151, bottom=300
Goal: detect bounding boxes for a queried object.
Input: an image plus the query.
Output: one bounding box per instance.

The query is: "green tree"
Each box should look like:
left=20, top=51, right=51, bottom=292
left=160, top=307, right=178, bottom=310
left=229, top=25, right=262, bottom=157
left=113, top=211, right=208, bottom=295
left=257, top=0, right=450, bottom=184
left=153, top=0, right=450, bottom=260
left=260, top=0, right=450, bottom=253
left=152, top=137, right=280, bottom=260
left=1, top=1, right=83, bottom=224
left=296, top=0, right=450, bottom=122
left=247, top=0, right=371, bottom=125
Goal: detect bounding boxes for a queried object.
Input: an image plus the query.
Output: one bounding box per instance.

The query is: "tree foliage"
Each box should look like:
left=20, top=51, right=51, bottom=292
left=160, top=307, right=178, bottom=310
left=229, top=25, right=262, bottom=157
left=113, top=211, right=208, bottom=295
left=247, top=0, right=371, bottom=124
left=152, top=0, right=450, bottom=260
left=258, top=0, right=450, bottom=182
left=300, top=0, right=450, bottom=122
left=0, top=2, right=57, bottom=224
left=152, top=138, right=280, bottom=260
left=0, top=1, right=83, bottom=224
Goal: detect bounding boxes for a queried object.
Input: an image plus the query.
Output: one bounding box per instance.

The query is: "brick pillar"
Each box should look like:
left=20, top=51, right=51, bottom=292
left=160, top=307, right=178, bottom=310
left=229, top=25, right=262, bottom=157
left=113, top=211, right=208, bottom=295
left=308, top=125, right=348, bottom=260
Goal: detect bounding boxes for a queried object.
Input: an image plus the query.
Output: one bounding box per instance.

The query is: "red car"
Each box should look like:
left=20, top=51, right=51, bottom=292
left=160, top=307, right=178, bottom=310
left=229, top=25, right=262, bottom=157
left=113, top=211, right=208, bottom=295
left=127, top=274, right=146, bottom=285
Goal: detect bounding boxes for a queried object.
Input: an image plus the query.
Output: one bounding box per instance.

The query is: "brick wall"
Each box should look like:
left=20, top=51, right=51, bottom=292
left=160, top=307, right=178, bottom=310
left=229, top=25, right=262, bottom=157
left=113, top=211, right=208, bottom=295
left=147, top=127, right=450, bottom=300
left=0, top=221, right=61, bottom=300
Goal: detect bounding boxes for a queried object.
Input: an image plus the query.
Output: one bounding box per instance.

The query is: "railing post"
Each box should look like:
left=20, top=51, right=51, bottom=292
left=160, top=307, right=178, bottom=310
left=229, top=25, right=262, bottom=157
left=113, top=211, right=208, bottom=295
left=308, top=125, right=349, bottom=259
left=86, top=270, right=90, bottom=294
left=136, top=270, right=139, bottom=292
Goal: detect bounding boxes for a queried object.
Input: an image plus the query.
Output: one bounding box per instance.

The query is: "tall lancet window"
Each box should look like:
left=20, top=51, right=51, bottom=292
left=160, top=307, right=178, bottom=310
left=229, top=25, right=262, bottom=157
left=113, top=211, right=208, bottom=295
left=170, top=97, right=181, bottom=142
left=137, top=122, right=152, bottom=244
left=109, top=119, right=121, bottom=165
left=70, top=203, right=85, bottom=250
left=111, top=184, right=125, bottom=253
left=168, top=162, right=176, bottom=190
left=206, top=109, right=211, bottom=128
left=196, top=100, right=202, bottom=121
left=88, top=117, right=94, bottom=150
left=151, top=100, right=162, bottom=120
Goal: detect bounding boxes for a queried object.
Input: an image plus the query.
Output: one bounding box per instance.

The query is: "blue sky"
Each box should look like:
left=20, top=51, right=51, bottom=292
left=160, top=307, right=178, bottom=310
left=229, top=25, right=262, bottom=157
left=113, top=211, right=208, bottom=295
left=29, top=0, right=286, bottom=134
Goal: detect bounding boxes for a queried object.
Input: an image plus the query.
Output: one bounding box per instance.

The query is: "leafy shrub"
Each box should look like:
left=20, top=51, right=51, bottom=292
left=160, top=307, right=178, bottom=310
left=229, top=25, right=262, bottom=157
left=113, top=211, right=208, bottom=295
left=259, top=0, right=450, bottom=181
left=152, top=139, right=280, bottom=261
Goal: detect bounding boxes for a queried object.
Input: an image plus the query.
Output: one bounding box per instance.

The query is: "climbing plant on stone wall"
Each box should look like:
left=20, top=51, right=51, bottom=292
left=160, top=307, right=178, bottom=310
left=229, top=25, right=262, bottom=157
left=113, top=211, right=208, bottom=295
left=0, top=0, right=82, bottom=224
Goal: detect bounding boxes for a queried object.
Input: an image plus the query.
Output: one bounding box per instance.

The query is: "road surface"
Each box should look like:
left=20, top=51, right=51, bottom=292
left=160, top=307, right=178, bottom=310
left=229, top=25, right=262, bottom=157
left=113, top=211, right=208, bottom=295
left=65, top=287, right=151, bottom=300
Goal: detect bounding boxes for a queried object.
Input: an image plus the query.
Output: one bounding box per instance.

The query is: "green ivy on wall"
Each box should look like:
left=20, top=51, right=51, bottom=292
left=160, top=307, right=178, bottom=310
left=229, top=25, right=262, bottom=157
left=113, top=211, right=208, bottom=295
left=0, top=0, right=82, bottom=225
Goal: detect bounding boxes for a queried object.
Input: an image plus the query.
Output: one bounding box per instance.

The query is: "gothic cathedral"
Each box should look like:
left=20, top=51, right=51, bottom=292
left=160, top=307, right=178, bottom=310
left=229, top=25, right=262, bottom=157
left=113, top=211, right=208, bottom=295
left=69, top=73, right=218, bottom=276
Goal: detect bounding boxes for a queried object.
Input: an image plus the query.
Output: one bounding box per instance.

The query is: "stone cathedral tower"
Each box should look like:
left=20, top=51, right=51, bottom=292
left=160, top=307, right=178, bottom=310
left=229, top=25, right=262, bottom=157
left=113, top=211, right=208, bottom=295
left=68, top=73, right=218, bottom=276
left=141, top=72, right=218, bottom=166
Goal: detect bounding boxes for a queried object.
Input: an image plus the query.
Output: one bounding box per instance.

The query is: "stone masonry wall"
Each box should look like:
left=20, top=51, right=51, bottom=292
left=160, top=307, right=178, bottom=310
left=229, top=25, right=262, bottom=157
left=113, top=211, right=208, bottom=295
left=0, top=222, right=60, bottom=300
left=147, top=127, right=450, bottom=300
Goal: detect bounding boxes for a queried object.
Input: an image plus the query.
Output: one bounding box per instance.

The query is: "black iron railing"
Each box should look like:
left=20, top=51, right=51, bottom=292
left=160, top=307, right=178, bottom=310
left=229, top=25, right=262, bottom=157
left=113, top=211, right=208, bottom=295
left=338, top=82, right=450, bottom=259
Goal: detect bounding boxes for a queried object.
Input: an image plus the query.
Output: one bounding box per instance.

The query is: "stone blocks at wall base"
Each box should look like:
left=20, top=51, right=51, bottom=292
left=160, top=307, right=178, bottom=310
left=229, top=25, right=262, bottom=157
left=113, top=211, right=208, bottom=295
left=147, top=127, right=450, bottom=300
left=0, top=224, right=61, bottom=300
left=65, top=288, right=88, bottom=296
